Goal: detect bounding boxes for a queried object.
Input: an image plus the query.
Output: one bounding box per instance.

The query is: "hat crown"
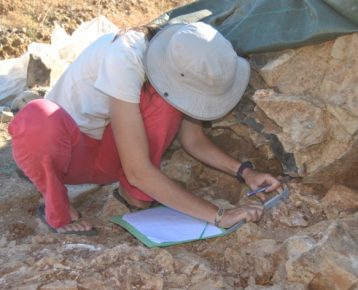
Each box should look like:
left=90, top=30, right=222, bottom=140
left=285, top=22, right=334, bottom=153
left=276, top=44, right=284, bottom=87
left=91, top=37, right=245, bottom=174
left=144, top=22, right=250, bottom=120
left=166, top=23, right=237, bottom=95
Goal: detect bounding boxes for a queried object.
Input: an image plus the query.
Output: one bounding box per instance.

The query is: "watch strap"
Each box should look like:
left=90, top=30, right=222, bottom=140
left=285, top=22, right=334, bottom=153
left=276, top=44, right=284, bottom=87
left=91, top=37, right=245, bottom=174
left=236, top=161, right=254, bottom=183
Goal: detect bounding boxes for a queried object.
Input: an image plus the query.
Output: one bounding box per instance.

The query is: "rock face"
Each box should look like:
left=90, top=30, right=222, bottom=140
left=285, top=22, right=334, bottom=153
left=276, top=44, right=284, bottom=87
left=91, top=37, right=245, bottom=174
left=252, top=90, right=329, bottom=176
left=1, top=4, right=358, bottom=290
left=40, top=280, right=78, bottom=290
left=10, top=89, right=47, bottom=112
left=285, top=215, right=358, bottom=290
left=26, top=53, right=51, bottom=88
left=321, top=184, right=358, bottom=219
left=231, top=33, right=358, bottom=188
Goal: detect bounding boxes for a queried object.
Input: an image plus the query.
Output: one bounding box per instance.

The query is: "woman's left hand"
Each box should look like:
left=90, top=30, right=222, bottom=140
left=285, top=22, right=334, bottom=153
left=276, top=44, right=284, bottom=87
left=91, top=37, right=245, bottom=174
left=242, top=168, right=281, bottom=201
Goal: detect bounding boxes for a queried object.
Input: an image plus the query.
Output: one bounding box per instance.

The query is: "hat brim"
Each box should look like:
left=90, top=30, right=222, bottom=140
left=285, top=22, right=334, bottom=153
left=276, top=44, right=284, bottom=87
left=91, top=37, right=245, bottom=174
left=144, top=24, right=251, bottom=121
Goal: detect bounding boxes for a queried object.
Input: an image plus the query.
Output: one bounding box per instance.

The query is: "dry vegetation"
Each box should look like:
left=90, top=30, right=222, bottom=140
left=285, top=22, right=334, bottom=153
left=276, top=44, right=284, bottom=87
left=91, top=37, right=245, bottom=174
left=0, top=0, right=192, bottom=59
left=0, top=0, right=190, bottom=28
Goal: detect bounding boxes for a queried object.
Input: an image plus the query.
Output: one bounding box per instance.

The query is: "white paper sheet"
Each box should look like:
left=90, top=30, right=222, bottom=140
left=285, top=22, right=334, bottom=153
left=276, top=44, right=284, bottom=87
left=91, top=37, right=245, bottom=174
left=122, top=207, right=223, bottom=244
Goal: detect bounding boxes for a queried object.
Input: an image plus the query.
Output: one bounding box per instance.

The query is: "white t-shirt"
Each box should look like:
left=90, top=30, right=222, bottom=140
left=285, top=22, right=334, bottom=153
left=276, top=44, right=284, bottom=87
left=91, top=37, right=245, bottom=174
left=46, top=31, right=147, bottom=139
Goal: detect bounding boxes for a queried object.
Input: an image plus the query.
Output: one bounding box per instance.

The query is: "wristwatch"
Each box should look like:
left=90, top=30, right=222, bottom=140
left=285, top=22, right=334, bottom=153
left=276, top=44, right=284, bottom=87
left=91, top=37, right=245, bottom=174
left=236, top=161, right=254, bottom=183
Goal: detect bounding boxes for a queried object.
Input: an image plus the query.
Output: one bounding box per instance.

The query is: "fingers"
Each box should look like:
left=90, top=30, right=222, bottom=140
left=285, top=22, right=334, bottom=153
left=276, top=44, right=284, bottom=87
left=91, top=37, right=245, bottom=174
left=262, top=174, right=282, bottom=192
left=239, top=202, right=263, bottom=222
left=256, top=192, right=267, bottom=202
left=223, top=203, right=264, bottom=228
left=245, top=171, right=282, bottom=194
left=243, top=206, right=263, bottom=222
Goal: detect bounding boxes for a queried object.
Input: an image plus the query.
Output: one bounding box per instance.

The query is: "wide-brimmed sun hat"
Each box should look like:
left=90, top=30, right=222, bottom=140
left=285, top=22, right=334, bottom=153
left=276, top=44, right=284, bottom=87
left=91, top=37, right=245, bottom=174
left=144, top=22, right=250, bottom=120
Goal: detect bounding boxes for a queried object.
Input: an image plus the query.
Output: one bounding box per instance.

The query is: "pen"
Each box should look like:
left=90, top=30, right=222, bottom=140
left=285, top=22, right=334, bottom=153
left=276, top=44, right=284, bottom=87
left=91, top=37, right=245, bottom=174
left=246, top=186, right=269, bottom=197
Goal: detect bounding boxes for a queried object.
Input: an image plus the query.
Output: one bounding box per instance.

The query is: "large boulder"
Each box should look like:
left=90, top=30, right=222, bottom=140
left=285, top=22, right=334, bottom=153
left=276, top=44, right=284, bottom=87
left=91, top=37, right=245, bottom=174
left=226, top=33, right=358, bottom=188
left=284, top=214, right=358, bottom=289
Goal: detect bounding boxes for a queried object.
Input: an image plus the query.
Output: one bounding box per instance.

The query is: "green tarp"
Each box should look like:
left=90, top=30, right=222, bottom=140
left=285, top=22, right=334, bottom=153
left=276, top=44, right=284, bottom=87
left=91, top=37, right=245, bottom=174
left=154, top=0, right=358, bottom=55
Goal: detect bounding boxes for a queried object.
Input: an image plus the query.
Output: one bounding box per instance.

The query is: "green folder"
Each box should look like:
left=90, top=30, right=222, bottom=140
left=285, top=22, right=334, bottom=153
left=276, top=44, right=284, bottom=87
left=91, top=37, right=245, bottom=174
left=111, top=206, right=241, bottom=248
left=111, top=187, right=289, bottom=248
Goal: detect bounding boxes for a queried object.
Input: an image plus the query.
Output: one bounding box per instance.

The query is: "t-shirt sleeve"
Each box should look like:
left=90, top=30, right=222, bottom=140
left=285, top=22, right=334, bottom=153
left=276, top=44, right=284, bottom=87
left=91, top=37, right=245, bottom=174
left=94, top=34, right=146, bottom=103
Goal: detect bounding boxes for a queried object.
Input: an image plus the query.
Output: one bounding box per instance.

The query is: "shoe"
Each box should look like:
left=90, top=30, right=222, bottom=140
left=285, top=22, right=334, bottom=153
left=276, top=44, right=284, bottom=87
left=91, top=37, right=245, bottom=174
left=36, top=204, right=97, bottom=236
left=112, top=188, right=159, bottom=212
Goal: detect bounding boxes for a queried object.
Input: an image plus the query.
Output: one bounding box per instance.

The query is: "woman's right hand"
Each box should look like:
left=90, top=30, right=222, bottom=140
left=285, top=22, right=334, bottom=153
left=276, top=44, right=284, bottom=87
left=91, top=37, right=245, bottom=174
left=219, top=201, right=264, bottom=228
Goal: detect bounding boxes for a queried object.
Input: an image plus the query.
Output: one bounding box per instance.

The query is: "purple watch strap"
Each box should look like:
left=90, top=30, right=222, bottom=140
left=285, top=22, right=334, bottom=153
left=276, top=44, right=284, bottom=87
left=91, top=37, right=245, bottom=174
left=236, top=161, right=254, bottom=183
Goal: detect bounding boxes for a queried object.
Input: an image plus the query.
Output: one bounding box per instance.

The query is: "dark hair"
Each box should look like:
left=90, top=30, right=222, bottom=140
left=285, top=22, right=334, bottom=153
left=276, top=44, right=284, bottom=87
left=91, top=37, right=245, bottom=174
left=112, top=23, right=160, bottom=43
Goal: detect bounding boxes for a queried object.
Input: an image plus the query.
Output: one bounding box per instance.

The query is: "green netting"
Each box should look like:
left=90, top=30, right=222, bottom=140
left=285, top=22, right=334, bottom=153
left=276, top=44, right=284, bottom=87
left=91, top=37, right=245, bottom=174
left=154, top=0, right=358, bottom=55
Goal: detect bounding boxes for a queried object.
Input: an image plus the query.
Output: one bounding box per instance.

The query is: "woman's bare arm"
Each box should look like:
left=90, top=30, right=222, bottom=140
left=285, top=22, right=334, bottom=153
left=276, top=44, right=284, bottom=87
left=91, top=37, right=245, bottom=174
left=109, top=98, right=218, bottom=222
left=178, top=117, right=281, bottom=193
left=179, top=117, right=240, bottom=175
left=110, top=99, right=267, bottom=228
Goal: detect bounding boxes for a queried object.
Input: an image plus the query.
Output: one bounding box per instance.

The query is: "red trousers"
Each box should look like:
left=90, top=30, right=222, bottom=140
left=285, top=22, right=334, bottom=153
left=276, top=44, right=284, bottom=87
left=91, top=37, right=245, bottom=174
left=8, top=84, right=183, bottom=228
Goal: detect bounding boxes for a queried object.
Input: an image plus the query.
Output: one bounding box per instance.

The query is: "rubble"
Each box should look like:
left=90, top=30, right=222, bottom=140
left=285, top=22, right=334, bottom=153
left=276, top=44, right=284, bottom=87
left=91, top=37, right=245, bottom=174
left=0, top=1, right=357, bottom=289
left=0, top=107, right=13, bottom=122
left=321, top=184, right=358, bottom=219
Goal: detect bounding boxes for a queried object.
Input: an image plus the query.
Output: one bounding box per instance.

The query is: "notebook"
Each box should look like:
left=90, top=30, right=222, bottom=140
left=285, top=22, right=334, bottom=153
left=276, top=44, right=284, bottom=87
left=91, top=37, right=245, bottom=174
left=111, top=186, right=289, bottom=248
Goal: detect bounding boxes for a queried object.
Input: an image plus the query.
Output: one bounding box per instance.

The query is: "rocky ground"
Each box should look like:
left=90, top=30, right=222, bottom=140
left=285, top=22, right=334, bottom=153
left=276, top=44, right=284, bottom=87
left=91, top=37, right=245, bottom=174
left=1, top=1, right=357, bottom=290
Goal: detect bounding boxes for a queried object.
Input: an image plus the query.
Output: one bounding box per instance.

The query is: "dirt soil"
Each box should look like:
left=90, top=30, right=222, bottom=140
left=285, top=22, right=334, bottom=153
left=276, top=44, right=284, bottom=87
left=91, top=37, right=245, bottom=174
left=0, top=0, right=191, bottom=59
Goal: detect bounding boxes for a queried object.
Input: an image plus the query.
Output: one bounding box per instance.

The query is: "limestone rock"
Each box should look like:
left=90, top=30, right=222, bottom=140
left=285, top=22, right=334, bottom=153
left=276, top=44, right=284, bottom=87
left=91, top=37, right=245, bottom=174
left=0, top=109, right=13, bottom=122
left=253, top=90, right=327, bottom=153
left=26, top=50, right=67, bottom=88
left=100, top=188, right=129, bottom=218
left=225, top=239, right=278, bottom=284
left=321, top=184, right=358, bottom=219
left=66, top=183, right=101, bottom=199
left=40, top=280, right=78, bottom=290
left=190, top=279, right=228, bottom=290
left=246, top=33, right=358, bottom=187
left=258, top=34, right=358, bottom=109
left=234, top=222, right=266, bottom=245
left=284, top=235, right=316, bottom=261
left=288, top=183, right=323, bottom=215
left=161, top=149, right=203, bottom=188
left=128, top=270, right=164, bottom=290
left=258, top=45, right=329, bottom=97
left=89, top=244, right=149, bottom=268
left=272, top=205, right=308, bottom=228
left=27, top=53, right=51, bottom=88
left=152, top=250, right=175, bottom=274
left=171, top=250, right=228, bottom=288
left=34, top=255, right=64, bottom=268
left=245, top=283, right=305, bottom=290
left=285, top=217, right=358, bottom=289
left=0, top=236, right=7, bottom=248
left=15, top=284, right=40, bottom=290
left=230, top=122, right=276, bottom=160
left=309, top=257, right=358, bottom=290
left=173, top=251, right=212, bottom=277
left=2, top=12, right=358, bottom=290
left=252, top=89, right=356, bottom=178
left=78, top=275, right=107, bottom=290
left=10, top=90, right=43, bottom=112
